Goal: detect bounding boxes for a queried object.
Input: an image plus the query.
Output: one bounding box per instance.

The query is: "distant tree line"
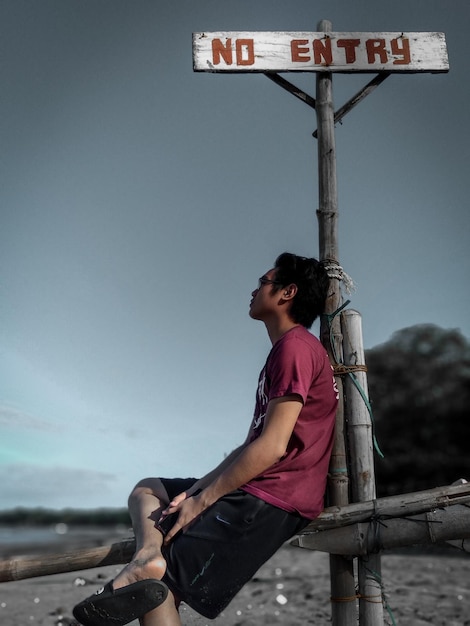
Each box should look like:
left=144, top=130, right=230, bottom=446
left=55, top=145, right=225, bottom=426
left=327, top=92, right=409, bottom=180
left=0, top=507, right=131, bottom=526
left=366, top=324, right=470, bottom=497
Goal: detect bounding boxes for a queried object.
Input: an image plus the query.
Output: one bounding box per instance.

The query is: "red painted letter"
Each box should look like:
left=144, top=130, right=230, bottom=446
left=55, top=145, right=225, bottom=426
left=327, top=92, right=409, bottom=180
left=366, top=39, right=388, bottom=64
left=391, top=37, right=411, bottom=65
left=313, top=37, right=333, bottom=65
left=291, top=39, right=310, bottom=62
left=212, top=38, right=232, bottom=65
left=337, top=39, right=360, bottom=64
left=236, top=39, right=255, bottom=66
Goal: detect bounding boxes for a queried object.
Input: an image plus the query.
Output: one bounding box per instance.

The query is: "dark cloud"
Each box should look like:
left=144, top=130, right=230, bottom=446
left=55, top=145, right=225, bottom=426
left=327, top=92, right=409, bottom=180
left=0, top=464, right=118, bottom=510
left=0, top=406, right=59, bottom=433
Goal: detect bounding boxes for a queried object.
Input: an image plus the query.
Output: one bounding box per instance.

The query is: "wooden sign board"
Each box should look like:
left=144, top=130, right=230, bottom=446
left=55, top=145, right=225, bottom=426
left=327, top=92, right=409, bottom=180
left=193, top=31, right=449, bottom=73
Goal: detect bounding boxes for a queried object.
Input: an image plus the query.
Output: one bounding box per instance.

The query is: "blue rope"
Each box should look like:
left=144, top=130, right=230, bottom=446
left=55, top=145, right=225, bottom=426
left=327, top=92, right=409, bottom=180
left=347, top=371, right=384, bottom=459
left=364, top=566, right=398, bottom=626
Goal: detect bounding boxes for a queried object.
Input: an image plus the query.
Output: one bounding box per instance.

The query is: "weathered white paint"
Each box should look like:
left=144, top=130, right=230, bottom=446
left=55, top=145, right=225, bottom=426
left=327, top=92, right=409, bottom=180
left=193, top=31, right=449, bottom=73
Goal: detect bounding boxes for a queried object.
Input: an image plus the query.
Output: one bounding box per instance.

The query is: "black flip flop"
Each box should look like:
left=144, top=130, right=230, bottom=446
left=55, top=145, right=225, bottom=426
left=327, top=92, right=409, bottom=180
left=73, top=579, right=169, bottom=626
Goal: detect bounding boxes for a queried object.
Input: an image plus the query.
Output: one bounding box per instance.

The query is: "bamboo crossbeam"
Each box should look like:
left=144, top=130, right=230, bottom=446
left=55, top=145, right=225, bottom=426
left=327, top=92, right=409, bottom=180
left=294, top=503, right=470, bottom=555
left=303, top=481, right=470, bottom=532
left=264, top=72, right=316, bottom=109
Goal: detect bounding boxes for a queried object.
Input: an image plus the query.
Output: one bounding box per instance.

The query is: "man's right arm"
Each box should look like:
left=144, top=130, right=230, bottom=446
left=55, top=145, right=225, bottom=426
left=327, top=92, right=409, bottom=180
left=185, top=441, right=249, bottom=495
left=160, top=439, right=250, bottom=517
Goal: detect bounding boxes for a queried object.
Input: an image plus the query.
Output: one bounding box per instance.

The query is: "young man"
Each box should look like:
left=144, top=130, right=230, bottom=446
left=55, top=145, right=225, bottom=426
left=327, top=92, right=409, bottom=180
left=74, top=252, right=338, bottom=626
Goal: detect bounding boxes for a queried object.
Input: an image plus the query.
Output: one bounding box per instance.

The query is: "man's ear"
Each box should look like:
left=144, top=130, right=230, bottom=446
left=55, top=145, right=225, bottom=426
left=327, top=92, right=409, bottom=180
left=282, top=283, right=298, bottom=300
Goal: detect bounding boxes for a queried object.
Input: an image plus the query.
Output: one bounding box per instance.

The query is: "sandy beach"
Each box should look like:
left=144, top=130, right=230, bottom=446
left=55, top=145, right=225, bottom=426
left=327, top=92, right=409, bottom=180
left=1, top=533, right=470, bottom=626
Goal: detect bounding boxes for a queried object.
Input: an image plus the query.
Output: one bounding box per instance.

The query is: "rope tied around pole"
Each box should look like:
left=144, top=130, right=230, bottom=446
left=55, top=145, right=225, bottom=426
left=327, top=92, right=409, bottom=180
left=330, top=594, right=359, bottom=603
left=333, top=363, right=368, bottom=376
left=368, top=508, right=388, bottom=555
left=366, top=499, right=449, bottom=554
left=332, top=558, right=399, bottom=625
left=322, top=259, right=356, bottom=294
left=330, top=592, right=385, bottom=605
left=357, top=593, right=383, bottom=604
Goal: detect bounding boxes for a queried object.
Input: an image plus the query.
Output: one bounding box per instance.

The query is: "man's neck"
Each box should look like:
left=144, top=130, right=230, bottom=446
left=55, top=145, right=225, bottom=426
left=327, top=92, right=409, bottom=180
left=265, top=318, right=300, bottom=345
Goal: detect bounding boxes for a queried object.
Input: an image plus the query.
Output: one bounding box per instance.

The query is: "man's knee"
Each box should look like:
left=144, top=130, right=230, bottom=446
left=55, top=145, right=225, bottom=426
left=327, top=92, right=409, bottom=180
left=128, top=477, right=167, bottom=505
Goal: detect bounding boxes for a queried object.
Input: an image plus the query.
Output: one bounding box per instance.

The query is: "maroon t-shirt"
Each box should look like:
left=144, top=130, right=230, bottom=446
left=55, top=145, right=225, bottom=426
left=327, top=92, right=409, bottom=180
left=241, top=325, right=338, bottom=519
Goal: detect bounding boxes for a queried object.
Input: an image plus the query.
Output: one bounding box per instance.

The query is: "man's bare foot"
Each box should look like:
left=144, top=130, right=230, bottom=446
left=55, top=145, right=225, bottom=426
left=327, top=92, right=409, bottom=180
left=112, top=549, right=167, bottom=590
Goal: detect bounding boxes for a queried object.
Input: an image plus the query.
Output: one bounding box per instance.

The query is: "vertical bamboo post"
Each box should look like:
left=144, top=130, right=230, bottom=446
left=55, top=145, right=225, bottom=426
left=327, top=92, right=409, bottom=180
left=342, top=309, right=384, bottom=624
left=316, top=19, right=357, bottom=626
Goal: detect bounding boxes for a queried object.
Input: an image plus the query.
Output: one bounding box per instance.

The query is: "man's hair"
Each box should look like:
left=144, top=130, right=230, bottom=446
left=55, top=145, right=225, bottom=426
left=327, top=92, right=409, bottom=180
left=273, top=252, right=330, bottom=328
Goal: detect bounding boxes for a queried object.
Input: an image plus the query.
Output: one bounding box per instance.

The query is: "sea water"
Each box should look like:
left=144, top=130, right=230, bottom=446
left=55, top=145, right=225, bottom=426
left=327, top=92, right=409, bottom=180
left=0, top=526, right=62, bottom=546
left=0, top=524, right=130, bottom=557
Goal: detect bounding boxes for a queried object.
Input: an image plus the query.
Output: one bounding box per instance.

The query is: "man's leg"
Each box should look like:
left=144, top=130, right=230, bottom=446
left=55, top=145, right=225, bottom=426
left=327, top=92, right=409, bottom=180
left=139, top=594, right=181, bottom=626
left=113, top=478, right=182, bottom=626
left=114, top=477, right=169, bottom=586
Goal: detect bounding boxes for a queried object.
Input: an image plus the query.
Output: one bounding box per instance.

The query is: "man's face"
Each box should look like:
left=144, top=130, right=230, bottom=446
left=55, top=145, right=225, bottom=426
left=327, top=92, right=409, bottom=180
left=249, top=268, right=282, bottom=321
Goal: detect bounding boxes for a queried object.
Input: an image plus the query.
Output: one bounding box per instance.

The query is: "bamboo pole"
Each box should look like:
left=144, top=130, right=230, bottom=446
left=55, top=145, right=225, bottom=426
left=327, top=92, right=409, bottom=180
left=342, top=309, right=384, bottom=624
left=316, top=18, right=357, bottom=626
left=342, top=310, right=376, bottom=503
left=295, top=503, right=470, bottom=555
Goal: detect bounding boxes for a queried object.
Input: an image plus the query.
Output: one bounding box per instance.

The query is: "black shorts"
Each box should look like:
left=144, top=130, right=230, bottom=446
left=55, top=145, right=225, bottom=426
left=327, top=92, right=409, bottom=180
left=159, top=477, right=309, bottom=619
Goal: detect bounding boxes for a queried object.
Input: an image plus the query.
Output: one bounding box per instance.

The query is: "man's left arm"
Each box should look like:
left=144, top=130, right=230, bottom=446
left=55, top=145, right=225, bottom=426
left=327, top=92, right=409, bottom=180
left=163, top=395, right=303, bottom=542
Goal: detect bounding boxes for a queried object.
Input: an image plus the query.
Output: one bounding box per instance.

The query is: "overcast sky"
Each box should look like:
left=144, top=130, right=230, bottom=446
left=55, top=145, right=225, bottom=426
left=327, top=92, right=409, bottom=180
left=1, top=0, right=469, bottom=510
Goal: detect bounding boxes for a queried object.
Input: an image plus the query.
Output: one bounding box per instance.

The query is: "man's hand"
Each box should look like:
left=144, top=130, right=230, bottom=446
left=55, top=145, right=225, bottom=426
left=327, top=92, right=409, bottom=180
left=160, top=492, right=207, bottom=544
